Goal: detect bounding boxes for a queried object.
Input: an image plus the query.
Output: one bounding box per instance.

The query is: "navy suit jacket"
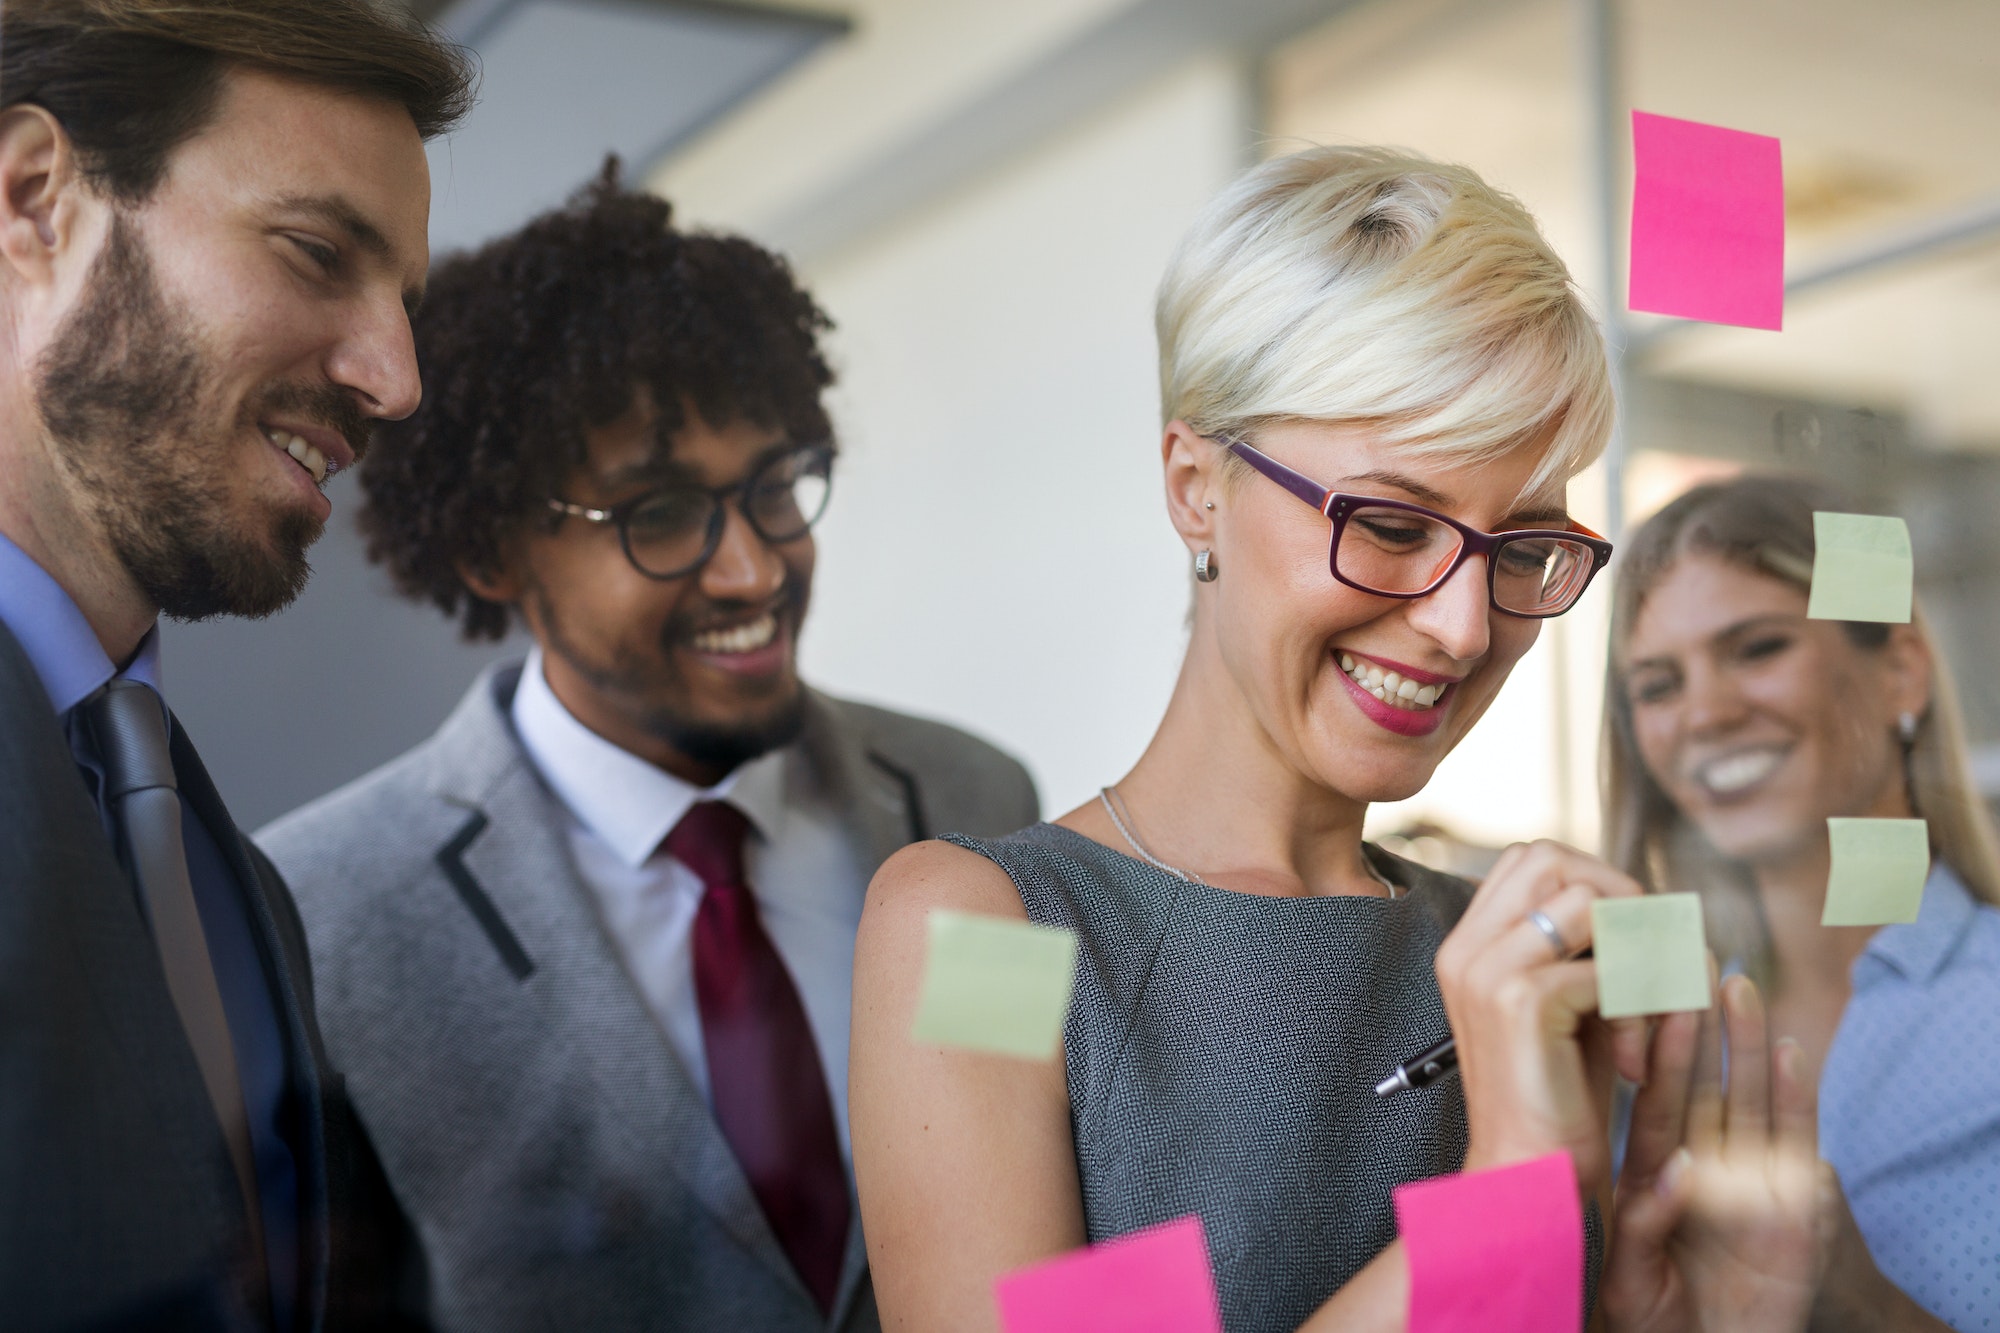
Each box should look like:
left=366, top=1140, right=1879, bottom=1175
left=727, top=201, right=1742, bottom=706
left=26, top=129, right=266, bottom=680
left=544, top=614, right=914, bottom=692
left=0, top=621, right=424, bottom=1331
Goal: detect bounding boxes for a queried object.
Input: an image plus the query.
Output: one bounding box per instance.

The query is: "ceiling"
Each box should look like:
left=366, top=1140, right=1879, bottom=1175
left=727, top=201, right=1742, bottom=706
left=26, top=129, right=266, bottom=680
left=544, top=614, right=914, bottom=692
left=403, top=0, right=2000, bottom=442
left=646, top=0, right=1368, bottom=262
left=1269, top=0, right=2000, bottom=449
left=416, top=0, right=846, bottom=253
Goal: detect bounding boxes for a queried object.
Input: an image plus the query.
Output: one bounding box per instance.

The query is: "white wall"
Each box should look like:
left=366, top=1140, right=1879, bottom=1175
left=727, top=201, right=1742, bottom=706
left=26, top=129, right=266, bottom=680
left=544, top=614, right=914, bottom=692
left=794, top=57, right=1249, bottom=816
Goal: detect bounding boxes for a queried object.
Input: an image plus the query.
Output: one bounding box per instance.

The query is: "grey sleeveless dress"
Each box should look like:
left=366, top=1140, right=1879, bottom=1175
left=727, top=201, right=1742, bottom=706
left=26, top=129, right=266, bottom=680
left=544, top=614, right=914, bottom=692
left=944, top=822, right=1600, bottom=1332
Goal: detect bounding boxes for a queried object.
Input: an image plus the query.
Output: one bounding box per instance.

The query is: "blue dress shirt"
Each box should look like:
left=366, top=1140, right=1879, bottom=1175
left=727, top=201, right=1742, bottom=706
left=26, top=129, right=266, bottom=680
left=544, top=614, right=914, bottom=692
left=1821, top=862, right=2000, bottom=1331
left=0, top=530, right=299, bottom=1329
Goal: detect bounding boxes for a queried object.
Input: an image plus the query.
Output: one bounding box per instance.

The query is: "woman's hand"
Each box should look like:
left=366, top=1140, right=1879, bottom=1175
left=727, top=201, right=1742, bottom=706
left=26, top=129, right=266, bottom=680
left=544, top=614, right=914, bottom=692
left=1602, top=975, right=1831, bottom=1333
left=1433, top=840, right=1650, bottom=1198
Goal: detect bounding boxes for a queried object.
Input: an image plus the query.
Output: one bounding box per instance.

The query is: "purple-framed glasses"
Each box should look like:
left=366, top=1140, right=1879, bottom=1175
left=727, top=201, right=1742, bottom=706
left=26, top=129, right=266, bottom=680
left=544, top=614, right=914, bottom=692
left=1224, top=438, right=1613, bottom=619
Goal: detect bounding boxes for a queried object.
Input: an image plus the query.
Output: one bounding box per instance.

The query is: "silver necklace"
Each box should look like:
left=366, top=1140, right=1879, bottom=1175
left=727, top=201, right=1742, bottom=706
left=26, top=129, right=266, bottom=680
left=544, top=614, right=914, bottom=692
left=1097, top=785, right=1402, bottom=898
left=1099, top=785, right=1205, bottom=885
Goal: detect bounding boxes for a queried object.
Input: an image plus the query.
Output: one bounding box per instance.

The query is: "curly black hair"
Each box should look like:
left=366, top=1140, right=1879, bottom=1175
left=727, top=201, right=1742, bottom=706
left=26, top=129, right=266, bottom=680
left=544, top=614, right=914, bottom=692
left=359, top=158, right=835, bottom=640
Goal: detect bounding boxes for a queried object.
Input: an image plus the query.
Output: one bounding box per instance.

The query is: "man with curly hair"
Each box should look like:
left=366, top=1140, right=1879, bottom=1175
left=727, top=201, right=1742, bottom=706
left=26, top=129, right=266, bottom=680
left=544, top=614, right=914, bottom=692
left=256, top=165, right=1038, bottom=1332
left=0, top=2, right=470, bottom=1328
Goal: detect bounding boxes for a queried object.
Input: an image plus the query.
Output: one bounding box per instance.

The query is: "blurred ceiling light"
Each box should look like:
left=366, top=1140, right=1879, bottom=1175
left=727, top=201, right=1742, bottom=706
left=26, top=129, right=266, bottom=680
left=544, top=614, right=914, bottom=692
left=1785, top=154, right=1920, bottom=236
left=421, top=0, right=847, bottom=252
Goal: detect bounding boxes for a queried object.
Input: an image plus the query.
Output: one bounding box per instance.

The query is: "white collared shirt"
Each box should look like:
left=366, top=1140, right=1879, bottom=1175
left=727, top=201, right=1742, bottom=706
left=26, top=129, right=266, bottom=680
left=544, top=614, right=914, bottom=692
left=511, top=648, right=869, bottom=1157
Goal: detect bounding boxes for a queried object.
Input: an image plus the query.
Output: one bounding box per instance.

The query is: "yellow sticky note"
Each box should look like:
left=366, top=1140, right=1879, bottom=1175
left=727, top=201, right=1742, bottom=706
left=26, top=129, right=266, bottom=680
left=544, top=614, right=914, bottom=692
left=1592, top=894, right=1712, bottom=1020
left=912, top=910, right=1078, bottom=1060
left=1824, top=817, right=1930, bottom=926
left=1807, top=512, right=1912, bottom=623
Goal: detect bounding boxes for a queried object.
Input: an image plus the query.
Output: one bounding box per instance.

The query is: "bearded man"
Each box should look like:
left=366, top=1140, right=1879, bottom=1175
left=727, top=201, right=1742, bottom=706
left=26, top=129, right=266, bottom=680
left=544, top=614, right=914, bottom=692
left=254, top=167, right=1039, bottom=1333
left=0, top=3, right=471, bottom=1329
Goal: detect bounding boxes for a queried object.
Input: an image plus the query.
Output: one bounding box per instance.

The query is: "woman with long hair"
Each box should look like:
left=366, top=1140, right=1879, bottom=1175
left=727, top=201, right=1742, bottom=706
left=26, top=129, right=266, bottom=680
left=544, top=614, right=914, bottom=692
left=851, top=147, right=1825, bottom=1332
left=1605, top=471, right=1998, bottom=1330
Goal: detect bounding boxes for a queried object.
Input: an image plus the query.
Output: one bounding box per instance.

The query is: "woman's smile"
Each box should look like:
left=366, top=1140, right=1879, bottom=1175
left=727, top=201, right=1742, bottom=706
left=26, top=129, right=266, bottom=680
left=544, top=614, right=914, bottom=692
left=1684, top=742, right=1792, bottom=802
left=1331, top=650, right=1463, bottom=738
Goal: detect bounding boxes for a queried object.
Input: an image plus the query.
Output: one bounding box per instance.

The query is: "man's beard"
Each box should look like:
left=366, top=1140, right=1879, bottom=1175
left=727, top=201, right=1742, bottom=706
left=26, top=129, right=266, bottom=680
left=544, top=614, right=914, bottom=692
left=658, top=693, right=808, bottom=775
left=534, top=580, right=811, bottom=774
left=34, top=213, right=369, bottom=621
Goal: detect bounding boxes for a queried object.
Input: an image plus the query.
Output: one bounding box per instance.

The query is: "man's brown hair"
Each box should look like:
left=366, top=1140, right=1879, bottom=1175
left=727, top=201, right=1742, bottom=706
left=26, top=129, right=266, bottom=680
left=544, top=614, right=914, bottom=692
left=1, top=0, right=476, bottom=201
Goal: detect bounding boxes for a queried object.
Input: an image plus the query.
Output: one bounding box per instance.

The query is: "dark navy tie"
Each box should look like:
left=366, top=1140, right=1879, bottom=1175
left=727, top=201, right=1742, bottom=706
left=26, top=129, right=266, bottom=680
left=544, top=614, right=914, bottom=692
left=83, top=679, right=268, bottom=1290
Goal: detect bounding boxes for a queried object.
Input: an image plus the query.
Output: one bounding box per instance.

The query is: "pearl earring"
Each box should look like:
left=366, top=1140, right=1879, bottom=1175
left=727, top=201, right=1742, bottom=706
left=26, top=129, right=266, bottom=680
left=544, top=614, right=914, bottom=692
left=1899, top=710, right=1919, bottom=744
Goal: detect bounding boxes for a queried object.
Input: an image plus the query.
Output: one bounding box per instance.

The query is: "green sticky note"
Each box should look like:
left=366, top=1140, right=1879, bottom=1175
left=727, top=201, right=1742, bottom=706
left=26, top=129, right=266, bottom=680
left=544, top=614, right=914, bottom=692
left=1592, top=894, right=1711, bottom=1020
left=1807, top=512, right=1912, bottom=623
left=1823, top=817, right=1930, bottom=926
left=911, top=910, right=1078, bottom=1060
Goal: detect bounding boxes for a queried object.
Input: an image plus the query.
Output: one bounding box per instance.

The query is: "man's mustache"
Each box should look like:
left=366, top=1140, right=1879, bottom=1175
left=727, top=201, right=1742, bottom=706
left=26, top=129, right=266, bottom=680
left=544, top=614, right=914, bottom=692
left=248, top=381, right=375, bottom=464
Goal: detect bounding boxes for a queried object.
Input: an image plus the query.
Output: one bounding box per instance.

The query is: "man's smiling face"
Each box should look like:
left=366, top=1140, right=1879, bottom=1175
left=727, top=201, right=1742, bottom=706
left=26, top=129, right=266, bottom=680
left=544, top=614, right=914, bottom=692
left=34, top=65, right=431, bottom=620
left=515, top=392, right=822, bottom=786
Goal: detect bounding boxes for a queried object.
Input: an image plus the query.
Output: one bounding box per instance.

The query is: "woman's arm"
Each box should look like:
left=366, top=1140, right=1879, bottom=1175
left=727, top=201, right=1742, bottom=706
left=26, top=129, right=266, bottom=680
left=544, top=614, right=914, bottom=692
left=850, top=839, right=1086, bottom=1331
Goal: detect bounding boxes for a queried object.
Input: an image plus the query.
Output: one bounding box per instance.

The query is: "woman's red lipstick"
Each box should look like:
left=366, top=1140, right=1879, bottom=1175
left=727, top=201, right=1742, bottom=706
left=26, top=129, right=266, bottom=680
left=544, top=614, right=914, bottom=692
left=1334, top=649, right=1460, bottom=737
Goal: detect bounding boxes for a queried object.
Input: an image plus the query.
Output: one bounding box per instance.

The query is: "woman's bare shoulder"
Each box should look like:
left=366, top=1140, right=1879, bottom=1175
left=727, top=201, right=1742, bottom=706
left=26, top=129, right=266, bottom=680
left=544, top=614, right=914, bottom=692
left=851, top=832, right=1088, bottom=1328
left=864, top=835, right=1031, bottom=928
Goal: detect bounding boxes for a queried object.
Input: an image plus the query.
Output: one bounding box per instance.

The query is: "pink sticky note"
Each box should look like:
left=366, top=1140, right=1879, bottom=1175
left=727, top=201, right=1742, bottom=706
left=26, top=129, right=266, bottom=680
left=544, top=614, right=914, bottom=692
left=1629, top=110, right=1784, bottom=330
left=994, top=1215, right=1222, bottom=1333
left=1394, top=1153, right=1582, bottom=1333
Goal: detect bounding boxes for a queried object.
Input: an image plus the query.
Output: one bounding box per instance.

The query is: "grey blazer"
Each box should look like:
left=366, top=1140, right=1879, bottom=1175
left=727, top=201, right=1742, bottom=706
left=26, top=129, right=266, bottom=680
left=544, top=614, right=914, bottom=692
left=256, top=664, right=1039, bottom=1332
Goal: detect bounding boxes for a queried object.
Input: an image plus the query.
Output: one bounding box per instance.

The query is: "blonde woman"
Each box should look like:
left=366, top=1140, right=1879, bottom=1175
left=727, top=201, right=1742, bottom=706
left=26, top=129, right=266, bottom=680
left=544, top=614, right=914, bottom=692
left=851, top=148, right=1823, bottom=1332
left=1607, top=472, right=1997, bottom=1331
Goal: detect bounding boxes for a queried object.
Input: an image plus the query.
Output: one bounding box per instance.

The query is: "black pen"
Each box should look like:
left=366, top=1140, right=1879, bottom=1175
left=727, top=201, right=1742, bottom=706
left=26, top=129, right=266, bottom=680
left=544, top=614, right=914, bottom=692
left=1373, top=1036, right=1456, bottom=1097
left=1377, top=939, right=1595, bottom=1095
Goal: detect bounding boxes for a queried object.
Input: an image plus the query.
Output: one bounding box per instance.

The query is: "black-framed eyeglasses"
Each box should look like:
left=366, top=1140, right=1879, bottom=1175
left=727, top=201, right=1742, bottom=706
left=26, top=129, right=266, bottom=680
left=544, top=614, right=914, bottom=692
left=1225, top=438, right=1613, bottom=618
left=545, top=441, right=834, bottom=580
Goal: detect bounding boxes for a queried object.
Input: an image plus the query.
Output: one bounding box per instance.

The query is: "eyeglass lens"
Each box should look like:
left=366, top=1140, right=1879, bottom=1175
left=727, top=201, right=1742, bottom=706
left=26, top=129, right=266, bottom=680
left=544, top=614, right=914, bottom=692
left=622, top=446, right=832, bottom=578
left=1335, top=505, right=1597, bottom=615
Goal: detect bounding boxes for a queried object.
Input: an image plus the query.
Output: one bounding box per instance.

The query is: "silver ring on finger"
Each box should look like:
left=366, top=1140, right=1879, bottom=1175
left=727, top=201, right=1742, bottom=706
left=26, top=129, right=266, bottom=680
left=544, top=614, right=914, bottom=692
left=1528, top=907, right=1569, bottom=960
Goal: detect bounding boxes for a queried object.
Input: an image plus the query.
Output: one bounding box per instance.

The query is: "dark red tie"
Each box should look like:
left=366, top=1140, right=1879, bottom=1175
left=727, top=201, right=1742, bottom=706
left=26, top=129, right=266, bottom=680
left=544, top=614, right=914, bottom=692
left=667, top=801, right=849, bottom=1315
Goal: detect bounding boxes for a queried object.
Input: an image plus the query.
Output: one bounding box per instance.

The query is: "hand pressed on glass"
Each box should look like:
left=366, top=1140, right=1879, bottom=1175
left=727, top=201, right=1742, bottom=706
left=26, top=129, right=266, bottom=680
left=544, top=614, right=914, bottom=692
left=1602, top=976, right=1830, bottom=1333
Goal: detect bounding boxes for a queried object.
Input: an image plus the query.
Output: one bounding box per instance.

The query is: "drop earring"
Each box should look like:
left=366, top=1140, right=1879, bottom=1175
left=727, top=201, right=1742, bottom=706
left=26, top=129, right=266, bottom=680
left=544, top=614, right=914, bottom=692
left=1899, top=710, right=1919, bottom=744
left=1194, top=550, right=1219, bottom=582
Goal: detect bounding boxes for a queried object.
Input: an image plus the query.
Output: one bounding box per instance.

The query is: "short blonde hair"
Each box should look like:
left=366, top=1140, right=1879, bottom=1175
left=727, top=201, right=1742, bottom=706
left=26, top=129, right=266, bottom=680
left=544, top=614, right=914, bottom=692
left=1156, top=145, right=1612, bottom=498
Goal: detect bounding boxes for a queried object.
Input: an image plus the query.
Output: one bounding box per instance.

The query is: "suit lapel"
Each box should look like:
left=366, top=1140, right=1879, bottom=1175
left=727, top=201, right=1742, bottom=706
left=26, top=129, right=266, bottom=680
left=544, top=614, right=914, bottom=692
left=429, top=676, right=817, bottom=1307
left=0, top=626, right=257, bottom=1320
left=796, top=693, right=917, bottom=1329
left=0, top=625, right=211, bottom=1106
left=799, top=690, right=919, bottom=882
left=169, top=719, right=333, bottom=1327
left=0, top=627, right=175, bottom=1080
left=829, top=1188, right=872, bottom=1330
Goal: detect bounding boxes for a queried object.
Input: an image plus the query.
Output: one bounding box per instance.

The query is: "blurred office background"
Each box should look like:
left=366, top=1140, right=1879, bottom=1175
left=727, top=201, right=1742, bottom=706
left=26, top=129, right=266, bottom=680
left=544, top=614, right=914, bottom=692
left=165, top=0, right=2000, bottom=865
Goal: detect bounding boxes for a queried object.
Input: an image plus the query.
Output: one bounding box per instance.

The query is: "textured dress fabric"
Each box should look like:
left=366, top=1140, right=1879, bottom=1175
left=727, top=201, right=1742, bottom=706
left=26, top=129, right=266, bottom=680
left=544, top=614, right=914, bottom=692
left=944, top=822, right=1600, bottom=1333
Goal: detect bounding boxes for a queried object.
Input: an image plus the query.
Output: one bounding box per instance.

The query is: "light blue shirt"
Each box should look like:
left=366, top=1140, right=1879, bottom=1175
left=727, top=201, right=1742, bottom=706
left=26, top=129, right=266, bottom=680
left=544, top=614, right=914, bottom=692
left=0, top=529, right=299, bottom=1328
left=0, top=529, right=162, bottom=706
left=1821, top=862, right=2000, bottom=1331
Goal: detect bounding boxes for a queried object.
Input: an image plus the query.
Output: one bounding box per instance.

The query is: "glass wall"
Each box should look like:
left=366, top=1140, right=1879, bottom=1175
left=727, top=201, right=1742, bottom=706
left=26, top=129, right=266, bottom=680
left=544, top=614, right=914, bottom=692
left=1267, top=0, right=2000, bottom=863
